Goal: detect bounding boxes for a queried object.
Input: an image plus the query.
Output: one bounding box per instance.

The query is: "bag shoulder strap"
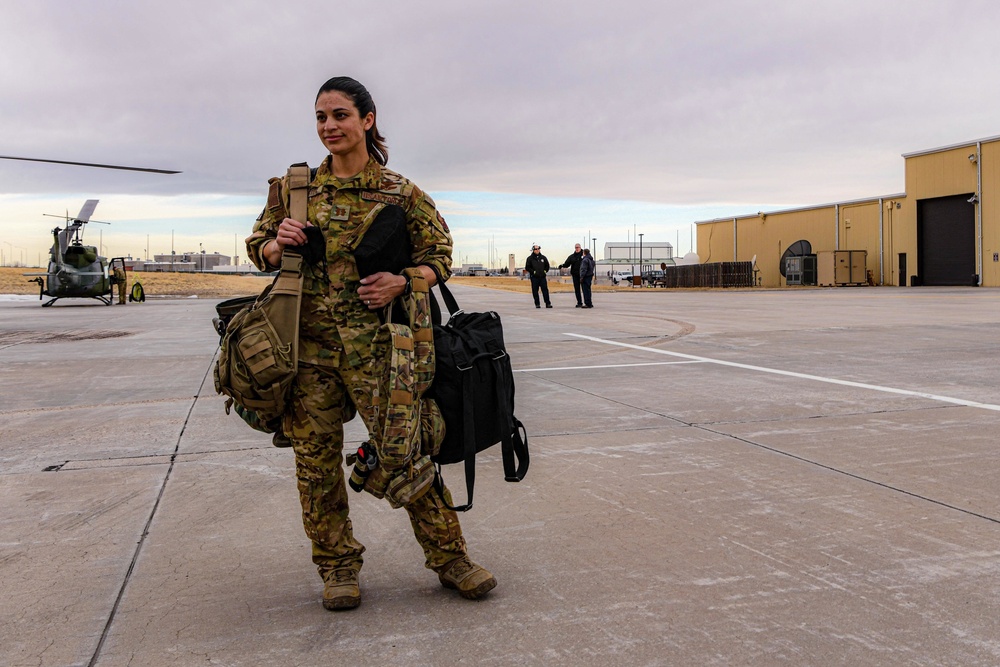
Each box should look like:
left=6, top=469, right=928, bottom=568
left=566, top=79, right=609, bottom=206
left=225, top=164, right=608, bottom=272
left=287, top=162, right=310, bottom=223
left=433, top=276, right=462, bottom=317
left=439, top=356, right=529, bottom=513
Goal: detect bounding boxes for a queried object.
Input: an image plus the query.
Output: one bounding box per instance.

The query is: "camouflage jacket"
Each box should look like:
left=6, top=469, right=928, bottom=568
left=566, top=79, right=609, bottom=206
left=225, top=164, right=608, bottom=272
left=246, top=156, right=453, bottom=368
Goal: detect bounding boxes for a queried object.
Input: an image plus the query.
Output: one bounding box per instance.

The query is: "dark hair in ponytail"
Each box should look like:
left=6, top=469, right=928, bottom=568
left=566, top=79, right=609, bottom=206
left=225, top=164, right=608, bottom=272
left=316, top=76, right=388, bottom=165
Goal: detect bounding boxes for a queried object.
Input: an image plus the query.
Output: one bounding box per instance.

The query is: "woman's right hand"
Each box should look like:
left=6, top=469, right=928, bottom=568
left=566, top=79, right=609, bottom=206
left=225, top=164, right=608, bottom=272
left=265, top=218, right=311, bottom=265
left=276, top=217, right=311, bottom=248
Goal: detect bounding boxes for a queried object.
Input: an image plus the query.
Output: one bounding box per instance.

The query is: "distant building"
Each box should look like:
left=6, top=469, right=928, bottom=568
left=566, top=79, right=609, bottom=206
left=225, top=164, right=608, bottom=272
left=456, top=263, right=485, bottom=276
left=138, top=261, right=197, bottom=273
left=596, top=241, right=675, bottom=277
left=135, top=252, right=233, bottom=272
left=210, top=263, right=271, bottom=275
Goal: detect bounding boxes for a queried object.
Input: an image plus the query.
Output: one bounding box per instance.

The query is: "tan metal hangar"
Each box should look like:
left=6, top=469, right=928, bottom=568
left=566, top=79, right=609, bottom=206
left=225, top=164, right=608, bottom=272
left=695, top=134, right=1000, bottom=288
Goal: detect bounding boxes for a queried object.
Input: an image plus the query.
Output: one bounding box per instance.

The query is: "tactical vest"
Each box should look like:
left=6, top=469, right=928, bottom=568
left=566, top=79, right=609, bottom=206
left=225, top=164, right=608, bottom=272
left=360, top=267, right=444, bottom=508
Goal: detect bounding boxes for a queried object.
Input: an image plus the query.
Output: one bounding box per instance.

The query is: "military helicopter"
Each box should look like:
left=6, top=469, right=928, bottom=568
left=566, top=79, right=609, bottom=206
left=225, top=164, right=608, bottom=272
left=23, top=199, right=127, bottom=307
left=1, top=155, right=180, bottom=307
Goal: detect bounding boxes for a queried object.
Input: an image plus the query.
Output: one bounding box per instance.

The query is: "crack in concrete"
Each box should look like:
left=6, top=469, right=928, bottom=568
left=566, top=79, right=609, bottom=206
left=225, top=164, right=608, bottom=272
left=85, top=350, right=218, bottom=667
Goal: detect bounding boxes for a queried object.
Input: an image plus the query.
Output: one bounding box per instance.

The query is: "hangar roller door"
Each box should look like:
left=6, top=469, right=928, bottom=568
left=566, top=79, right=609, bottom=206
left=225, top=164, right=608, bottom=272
left=917, top=194, right=976, bottom=286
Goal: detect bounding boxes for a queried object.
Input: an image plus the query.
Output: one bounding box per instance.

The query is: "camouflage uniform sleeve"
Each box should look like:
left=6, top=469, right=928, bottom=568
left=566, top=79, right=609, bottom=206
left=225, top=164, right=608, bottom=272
left=245, top=176, right=287, bottom=272
left=406, top=185, right=453, bottom=281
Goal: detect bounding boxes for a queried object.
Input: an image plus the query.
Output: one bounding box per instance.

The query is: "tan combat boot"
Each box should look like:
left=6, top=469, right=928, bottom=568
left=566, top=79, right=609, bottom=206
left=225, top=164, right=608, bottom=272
left=437, top=557, right=497, bottom=600
left=322, top=568, right=361, bottom=611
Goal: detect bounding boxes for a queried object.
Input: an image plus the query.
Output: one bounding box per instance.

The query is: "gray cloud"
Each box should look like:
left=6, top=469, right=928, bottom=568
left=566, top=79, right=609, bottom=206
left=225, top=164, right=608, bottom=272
left=3, top=0, right=999, bottom=206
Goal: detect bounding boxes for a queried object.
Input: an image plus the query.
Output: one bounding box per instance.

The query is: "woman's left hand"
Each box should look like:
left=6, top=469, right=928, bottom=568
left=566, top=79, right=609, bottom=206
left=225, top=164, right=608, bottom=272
left=358, top=272, right=407, bottom=310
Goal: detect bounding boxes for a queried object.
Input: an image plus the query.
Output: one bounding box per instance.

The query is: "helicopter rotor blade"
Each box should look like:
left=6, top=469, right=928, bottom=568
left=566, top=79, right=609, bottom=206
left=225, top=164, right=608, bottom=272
left=0, top=155, right=180, bottom=174
left=41, top=214, right=111, bottom=225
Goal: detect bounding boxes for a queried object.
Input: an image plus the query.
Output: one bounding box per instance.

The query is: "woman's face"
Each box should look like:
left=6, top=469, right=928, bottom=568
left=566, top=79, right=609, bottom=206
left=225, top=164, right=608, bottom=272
left=315, top=91, right=374, bottom=159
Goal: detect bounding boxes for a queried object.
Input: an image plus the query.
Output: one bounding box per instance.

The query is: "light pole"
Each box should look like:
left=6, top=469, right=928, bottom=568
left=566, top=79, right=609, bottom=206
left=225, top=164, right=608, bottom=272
left=631, top=225, right=635, bottom=280
left=638, top=233, right=644, bottom=286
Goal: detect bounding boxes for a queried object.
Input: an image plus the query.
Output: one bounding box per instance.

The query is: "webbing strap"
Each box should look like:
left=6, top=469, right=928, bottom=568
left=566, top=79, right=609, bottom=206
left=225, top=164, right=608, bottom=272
left=244, top=339, right=271, bottom=356
left=392, top=333, right=414, bottom=351
left=248, top=356, right=276, bottom=374
left=273, top=163, right=308, bottom=367
left=287, top=163, right=310, bottom=224
left=440, top=369, right=478, bottom=513
left=440, top=358, right=529, bottom=513
left=410, top=273, right=429, bottom=293
left=390, top=389, right=413, bottom=405
left=496, top=359, right=529, bottom=482
left=375, top=323, right=419, bottom=467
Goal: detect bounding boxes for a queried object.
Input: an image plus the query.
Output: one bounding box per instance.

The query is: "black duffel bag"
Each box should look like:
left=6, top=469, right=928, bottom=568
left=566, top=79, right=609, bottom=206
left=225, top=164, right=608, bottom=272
left=429, top=280, right=529, bottom=511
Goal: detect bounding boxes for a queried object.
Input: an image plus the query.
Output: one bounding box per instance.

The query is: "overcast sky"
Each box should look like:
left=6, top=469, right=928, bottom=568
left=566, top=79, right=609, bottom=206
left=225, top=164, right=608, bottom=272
left=3, top=0, right=999, bottom=269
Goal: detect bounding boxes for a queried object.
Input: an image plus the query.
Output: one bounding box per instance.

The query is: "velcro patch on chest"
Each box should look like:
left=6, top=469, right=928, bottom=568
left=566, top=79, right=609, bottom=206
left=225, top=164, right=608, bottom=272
left=330, top=204, right=351, bottom=221
left=266, top=179, right=284, bottom=215
left=362, top=191, right=407, bottom=207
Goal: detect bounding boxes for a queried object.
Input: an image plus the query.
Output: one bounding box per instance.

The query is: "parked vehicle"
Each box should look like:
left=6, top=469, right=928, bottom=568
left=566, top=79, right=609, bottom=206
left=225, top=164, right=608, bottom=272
left=642, top=270, right=664, bottom=285
left=611, top=270, right=633, bottom=285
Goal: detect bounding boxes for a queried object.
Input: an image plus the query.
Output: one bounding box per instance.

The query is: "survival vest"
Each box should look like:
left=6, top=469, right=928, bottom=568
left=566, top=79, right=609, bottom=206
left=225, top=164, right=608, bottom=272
left=356, top=267, right=441, bottom=508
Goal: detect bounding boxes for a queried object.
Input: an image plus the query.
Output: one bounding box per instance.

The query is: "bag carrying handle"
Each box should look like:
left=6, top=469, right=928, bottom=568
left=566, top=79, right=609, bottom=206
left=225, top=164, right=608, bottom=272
left=430, top=270, right=463, bottom=319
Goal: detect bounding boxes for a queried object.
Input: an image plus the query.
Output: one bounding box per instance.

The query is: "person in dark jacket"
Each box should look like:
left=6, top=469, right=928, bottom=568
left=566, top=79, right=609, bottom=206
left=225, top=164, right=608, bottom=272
left=559, top=243, right=584, bottom=307
left=524, top=245, right=552, bottom=308
left=579, top=248, right=595, bottom=308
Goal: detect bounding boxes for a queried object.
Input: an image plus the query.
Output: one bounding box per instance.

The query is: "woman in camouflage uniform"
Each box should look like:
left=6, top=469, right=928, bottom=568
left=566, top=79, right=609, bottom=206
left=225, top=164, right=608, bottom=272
left=246, top=76, right=495, bottom=611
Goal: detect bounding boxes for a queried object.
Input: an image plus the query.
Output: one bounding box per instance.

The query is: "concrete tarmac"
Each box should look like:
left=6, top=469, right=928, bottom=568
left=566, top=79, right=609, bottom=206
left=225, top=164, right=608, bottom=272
left=2, top=284, right=999, bottom=666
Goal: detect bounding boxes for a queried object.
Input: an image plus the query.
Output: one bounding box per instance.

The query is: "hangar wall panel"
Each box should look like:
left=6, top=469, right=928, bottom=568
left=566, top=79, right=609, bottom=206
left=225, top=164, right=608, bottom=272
left=883, top=197, right=913, bottom=286
left=697, top=220, right=734, bottom=267
left=981, top=141, right=1000, bottom=286
left=905, top=147, right=979, bottom=200
left=743, top=208, right=837, bottom=287
left=839, top=201, right=881, bottom=284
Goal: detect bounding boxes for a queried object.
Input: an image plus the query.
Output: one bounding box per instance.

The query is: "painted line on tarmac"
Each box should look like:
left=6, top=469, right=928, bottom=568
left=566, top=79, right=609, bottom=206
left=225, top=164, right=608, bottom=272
left=515, top=360, right=705, bottom=372
left=565, top=333, right=1000, bottom=413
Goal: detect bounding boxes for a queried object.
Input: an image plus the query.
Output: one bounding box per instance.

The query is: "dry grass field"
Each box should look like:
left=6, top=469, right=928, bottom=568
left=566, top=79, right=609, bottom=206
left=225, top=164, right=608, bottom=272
left=0, top=267, right=641, bottom=299
left=0, top=267, right=273, bottom=299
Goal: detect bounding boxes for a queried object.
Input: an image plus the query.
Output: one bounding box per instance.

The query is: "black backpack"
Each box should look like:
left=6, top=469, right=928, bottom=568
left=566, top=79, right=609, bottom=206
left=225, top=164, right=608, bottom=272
left=429, top=280, right=529, bottom=511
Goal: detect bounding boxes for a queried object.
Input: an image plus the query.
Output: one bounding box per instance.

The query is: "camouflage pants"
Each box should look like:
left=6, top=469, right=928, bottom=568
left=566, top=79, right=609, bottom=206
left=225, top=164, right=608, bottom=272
left=284, top=360, right=467, bottom=576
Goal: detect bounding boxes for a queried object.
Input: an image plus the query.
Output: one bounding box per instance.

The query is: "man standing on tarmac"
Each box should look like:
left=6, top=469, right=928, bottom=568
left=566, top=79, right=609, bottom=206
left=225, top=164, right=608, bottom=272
left=524, top=244, right=552, bottom=308
left=559, top=243, right=584, bottom=307
left=580, top=248, right=595, bottom=308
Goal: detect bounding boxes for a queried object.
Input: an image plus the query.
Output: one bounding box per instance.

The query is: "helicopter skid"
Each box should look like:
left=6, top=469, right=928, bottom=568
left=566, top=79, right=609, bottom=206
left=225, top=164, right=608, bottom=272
left=41, top=295, right=113, bottom=307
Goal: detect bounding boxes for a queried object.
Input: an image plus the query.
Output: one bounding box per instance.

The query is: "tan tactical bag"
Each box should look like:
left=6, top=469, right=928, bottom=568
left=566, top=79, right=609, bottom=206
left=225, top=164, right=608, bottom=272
left=213, top=163, right=310, bottom=431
